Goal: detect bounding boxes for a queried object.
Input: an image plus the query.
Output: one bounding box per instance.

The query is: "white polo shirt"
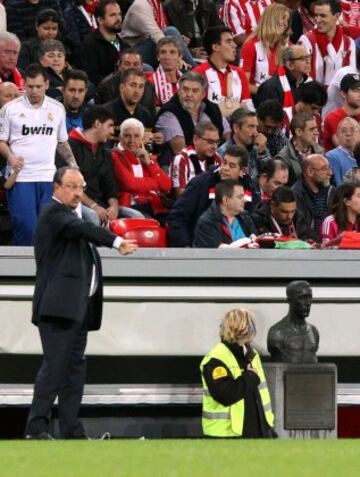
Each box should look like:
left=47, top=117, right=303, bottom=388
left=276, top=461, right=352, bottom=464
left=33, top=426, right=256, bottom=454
left=0, top=95, right=68, bottom=182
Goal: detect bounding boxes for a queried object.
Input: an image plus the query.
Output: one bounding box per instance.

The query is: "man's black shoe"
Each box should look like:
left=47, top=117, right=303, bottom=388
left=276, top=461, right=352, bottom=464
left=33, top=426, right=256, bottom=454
left=25, top=432, right=55, bottom=440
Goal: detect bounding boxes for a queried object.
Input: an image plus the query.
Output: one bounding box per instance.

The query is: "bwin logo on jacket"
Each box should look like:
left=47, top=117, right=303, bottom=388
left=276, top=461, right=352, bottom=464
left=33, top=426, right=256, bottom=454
left=22, top=124, right=54, bottom=135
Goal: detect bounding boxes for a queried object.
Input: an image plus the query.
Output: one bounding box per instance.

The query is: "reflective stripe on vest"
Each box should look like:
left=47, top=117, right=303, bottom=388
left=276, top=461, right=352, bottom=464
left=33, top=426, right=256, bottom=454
left=200, top=342, right=274, bottom=437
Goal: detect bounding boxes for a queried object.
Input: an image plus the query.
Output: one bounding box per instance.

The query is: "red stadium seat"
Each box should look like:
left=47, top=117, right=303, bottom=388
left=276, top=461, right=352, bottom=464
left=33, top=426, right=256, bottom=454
left=109, top=218, right=167, bottom=248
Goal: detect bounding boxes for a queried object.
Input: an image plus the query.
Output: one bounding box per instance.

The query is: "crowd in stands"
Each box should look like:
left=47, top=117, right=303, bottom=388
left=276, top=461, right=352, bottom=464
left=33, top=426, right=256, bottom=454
left=1, top=0, right=360, bottom=249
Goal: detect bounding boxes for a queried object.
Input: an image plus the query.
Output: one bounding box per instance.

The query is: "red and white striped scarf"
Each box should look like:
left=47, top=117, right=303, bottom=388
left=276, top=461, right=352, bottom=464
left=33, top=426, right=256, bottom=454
left=147, top=0, right=168, bottom=30
left=277, top=66, right=294, bottom=124
left=153, top=65, right=180, bottom=104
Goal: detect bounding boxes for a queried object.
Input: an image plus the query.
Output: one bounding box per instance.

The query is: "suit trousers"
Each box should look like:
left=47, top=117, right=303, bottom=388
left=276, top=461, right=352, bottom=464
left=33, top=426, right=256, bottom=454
left=25, top=317, right=88, bottom=438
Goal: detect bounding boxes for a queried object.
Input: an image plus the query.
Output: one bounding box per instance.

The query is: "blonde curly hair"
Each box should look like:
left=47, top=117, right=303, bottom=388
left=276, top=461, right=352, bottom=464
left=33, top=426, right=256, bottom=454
left=219, top=308, right=257, bottom=345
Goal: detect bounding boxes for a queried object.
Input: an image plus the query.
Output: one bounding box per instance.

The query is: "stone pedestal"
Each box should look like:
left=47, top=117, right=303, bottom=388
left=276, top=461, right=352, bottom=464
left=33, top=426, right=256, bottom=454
left=263, top=363, right=337, bottom=438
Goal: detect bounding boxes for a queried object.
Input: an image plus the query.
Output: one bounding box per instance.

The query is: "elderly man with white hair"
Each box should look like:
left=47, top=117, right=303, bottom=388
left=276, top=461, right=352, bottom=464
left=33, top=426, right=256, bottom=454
left=326, top=116, right=360, bottom=186
left=112, top=118, right=171, bottom=224
left=0, top=32, right=24, bottom=92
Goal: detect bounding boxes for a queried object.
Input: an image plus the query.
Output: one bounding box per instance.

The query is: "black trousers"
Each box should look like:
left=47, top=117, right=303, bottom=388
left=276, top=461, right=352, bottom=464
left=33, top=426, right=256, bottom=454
left=25, top=317, right=88, bottom=438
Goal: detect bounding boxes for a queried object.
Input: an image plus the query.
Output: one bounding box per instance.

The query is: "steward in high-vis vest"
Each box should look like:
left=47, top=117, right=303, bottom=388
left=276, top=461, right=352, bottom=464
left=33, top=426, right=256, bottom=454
left=200, top=308, right=276, bottom=438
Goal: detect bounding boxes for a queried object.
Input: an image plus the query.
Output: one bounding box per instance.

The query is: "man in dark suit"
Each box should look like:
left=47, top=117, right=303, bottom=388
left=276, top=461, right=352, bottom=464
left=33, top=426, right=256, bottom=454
left=24, top=166, right=137, bottom=439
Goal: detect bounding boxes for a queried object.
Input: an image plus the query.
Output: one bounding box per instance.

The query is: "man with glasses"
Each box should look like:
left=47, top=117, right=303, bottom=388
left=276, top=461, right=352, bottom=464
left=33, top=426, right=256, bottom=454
left=170, top=122, right=222, bottom=198
left=292, top=154, right=335, bottom=242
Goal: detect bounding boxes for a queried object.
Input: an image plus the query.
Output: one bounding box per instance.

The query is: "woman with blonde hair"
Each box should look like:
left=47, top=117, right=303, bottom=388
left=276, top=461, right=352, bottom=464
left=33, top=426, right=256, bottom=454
left=240, top=3, right=291, bottom=94
left=200, top=308, right=276, bottom=438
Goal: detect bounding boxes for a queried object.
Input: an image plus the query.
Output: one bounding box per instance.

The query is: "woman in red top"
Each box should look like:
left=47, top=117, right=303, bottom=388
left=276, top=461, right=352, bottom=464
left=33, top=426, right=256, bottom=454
left=112, top=118, right=171, bottom=224
left=240, top=3, right=291, bottom=95
left=321, top=182, right=360, bottom=244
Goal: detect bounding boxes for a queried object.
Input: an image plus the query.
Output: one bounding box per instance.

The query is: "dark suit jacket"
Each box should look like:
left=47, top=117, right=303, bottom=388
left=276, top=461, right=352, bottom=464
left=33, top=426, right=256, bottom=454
left=32, top=200, right=117, bottom=331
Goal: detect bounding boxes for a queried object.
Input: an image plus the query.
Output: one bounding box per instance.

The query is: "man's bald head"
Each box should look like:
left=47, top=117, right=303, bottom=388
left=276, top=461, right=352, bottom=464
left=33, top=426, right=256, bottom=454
left=0, top=82, right=19, bottom=107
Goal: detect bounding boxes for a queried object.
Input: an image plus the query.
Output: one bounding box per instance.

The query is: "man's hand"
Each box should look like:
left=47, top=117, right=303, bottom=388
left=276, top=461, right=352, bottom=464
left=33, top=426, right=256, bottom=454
left=93, top=204, right=109, bottom=224
left=255, top=133, right=267, bottom=154
left=118, top=239, right=138, bottom=255
left=191, top=47, right=207, bottom=60
left=246, top=364, right=258, bottom=375
left=8, top=153, right=24, bottom=171
left=136, top=147, right=151, bottom=165
left=106, top=205, right=118, bottom=221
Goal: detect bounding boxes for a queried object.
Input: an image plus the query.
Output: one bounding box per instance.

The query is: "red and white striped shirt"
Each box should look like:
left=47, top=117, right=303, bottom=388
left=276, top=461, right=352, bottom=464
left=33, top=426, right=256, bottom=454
left=221, top=0, right=273, bottom=37
left=146, top=66, right=181, bottom=106
left=193, top=61, right=253, bottom=110
left=170, top=146, right=222, bottom=190
left=240, top=38, right=279, bottom=86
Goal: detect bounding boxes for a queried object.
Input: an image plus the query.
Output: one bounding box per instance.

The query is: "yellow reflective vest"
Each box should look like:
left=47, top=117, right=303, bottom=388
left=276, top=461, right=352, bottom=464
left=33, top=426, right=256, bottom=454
left=200, top=342, right=274, bottom=437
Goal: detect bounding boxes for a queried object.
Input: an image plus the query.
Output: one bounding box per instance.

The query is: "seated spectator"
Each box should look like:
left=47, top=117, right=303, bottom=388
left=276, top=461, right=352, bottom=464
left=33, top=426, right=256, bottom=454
left=146, top=37, right=183, bottom=107
left=105, top=68, right=154, bottom=146
left=257, top=100, right=287, bottom=157
left=170, top=122, right=222, bottom=198
left=277, top=112, right=323, bottom=186
left=298, top=0, right=356, bottom=88
left=256, top=159, right=289, bottom=203
left=68, top=105, right=120, bottom=225
left=79, top=0, right=128, bottom=86
left=218, top=108, right=270, bottom=181
left=38, top=39, right=68, bottom=102
left=321, top=182, right=360, bottom=243
left=167, top=144, right=249, bottom=246
left=120, top=0, right=196, bottom=68
left=326, top=117, right=360, bottom=186
left=6, top=0, right=64, bottom=43
left=0, top=32, right=24, bottom=93
left=343, top=141, right=360, bottom=183
left=323, top=74, right=360, bottom=153
left=163, top=0, right=222, bottom=55
left=292, top=154, right=335, bottom=242
left=18, top=9, right=60, bottom=71
left=251, top=185, right=298, bottom=237
left=112, top=118, right=171, bottom=224
left=194, top=26, right=253, bottom=116
left=220, top=0, right=273, bottom=46
left=94, top=49, right=156, bottom=116
left=255, top=45, right=312, bottom=118
left=322, top=48, right=360, bottom=118
left=62, top=69, right=89, bottom=132
left=0, top=82, right=19, bottom=107
left=156, top=71, right=229, bottom=155
left=240, top=3, right=291, bottom=95
left=193, top=179, right=257, bottom=248
left=293, top=80, right=327, bottom=118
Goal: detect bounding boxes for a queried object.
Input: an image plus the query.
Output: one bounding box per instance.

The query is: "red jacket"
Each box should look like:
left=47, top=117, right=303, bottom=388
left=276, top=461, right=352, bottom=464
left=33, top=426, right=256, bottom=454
left=112, top=148, right=171, bottom=214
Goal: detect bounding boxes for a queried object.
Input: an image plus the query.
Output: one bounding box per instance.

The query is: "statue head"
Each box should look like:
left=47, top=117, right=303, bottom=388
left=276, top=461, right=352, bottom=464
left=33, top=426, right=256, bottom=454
left=220, top=308, right=257, bottom=346
left=286, top=280, right=313, bottom=320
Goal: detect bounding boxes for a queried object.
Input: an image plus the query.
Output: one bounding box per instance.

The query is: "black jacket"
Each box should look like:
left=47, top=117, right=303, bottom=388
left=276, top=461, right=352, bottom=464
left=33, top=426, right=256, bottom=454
left=251, top=199, right=301, bottom=237
left=78, top=30, right=128, bottom=86
left=32, top=200, right=117, bottom=330
left=292, top=177, right=335, bottom=242
left=193, top=201, right=257, bottom=248
left=163, top=0, right=223, bottom=47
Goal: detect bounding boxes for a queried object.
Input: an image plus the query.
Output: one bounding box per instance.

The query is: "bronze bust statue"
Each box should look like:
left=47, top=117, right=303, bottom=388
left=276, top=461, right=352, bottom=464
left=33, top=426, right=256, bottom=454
left=267, top=280, right=319, bottom=364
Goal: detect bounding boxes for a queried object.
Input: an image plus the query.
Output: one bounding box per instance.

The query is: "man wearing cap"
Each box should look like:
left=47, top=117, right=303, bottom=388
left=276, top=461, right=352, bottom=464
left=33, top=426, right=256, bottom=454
left=323, top=73, right=360, bottom=152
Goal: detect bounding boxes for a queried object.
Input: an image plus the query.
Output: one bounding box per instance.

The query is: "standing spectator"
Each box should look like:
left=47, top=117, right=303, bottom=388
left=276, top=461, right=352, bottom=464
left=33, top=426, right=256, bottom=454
left=255, top=45, right=312, bottom=120
left=94, top=49, right=155, bottom=116
left=277, top=112, right=323, bottom=186
left=218, top=108, right=269, bottom=181
left=147, top=37, right=183, bottom=107
left=156, top=71, right=229, bottom=155
left=64, top=0, right=99, bottom=58
left=18, top=9, right=60, bottom=71
left=170, top=122, right=222, bottom=198
left=112, top=118, right=171, bottom=223
left=323, top=74, right=360, bottom=152
left=251, top=185, right=298, bottom=237
left=0, top=63, right=77, bottom=245
left=0, top=32, right=25, bottom=93
left=80, top=0, right=127, bottom=86
left=298, top=0, right=356, bottom=87
left=321, top=182, right=360, bottom=243
left=194, top=26, right=253, bottom=116
left=104, top=68, right=154, bottom=146
left=257, top=100, right=287, bottom=157
left=220, top=0, right=273, bottom=46
left=193, top=179, right=257, bottom=248
left=292, top=154, right=335, bottom=241
left=167, top=144, right=250, bottom=246
left=0, top=82, right=19, bottom=107
left=326, top=117, right=360, bottom=186
left=62, top=69, right=89, bottom=132
left=240, top=3, right=291, bottom=94
left=6, top=0, right=64, bottom=42
left=120, top=0, right=196, bottom=68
